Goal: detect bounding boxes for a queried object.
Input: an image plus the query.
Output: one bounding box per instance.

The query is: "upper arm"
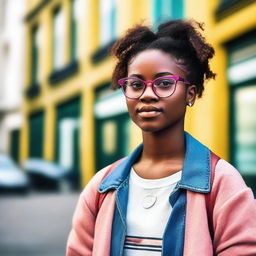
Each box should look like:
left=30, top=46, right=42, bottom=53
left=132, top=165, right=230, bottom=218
left=66, top=167, right=110, bottom=256
left=211, top=160, right=256, bottom=255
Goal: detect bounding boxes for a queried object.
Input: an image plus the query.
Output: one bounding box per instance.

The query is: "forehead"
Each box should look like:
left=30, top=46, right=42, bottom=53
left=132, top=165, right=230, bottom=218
left=128, top=49, right=188, bottom=77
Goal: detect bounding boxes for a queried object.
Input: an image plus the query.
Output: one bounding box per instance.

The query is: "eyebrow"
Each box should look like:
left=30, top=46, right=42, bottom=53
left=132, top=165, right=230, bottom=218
left=129, top=72, right=174, bottom=80
left=154, top=72, right=173, bottom=78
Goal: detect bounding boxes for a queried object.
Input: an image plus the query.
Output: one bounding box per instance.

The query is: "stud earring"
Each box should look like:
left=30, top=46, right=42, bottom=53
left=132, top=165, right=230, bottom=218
left=188, top=102, right=192, bottom=107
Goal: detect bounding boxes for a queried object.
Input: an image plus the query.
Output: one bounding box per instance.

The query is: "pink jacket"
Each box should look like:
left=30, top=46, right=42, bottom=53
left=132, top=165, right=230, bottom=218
left=67, top=134, right=256, bottom=255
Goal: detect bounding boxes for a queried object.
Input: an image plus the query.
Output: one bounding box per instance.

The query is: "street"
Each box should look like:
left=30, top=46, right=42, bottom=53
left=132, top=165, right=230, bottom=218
left=0, top=192, right=80, bottom=256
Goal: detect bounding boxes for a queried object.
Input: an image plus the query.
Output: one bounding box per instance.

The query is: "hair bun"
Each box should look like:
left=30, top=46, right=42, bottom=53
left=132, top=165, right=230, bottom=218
left=111, top=25, right=157, bottom=60
left=157, top=20, right=214, bottom=64
left=157, top=20, right=190, bottom=41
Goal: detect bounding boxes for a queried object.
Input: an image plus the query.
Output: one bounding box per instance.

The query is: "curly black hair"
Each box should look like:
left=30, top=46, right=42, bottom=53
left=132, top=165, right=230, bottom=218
left=111, top=19, right=216, bottom=98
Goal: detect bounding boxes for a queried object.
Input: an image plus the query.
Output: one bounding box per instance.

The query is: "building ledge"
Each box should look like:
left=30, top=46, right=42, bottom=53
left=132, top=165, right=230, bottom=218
left=91, top=40, right=116, bottom=64
left=24, top=0, right=51, bottom=22
left=48, top=60, right=79, bottom=85
left=26, top=83, right=41, bottom=99
left=215, top=0, right=256, bottom=21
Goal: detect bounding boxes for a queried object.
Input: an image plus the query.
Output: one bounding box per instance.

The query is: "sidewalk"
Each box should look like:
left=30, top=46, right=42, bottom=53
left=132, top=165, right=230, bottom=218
left=0, top=192, right=79, bottom=256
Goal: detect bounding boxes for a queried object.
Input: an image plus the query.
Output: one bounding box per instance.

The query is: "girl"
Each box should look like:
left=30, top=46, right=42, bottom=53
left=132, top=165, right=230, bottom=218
left=66, top=19, right=256, bottom=256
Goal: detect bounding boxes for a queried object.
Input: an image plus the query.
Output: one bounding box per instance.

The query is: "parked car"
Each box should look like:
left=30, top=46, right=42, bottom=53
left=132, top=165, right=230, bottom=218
left=23, top=158, right=69, bottom=191
left=0, top=153, right=29, bottom=194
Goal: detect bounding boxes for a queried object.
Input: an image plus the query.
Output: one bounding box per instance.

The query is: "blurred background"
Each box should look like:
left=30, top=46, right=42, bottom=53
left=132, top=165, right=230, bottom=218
left=0, top=0, right=255, bottom=255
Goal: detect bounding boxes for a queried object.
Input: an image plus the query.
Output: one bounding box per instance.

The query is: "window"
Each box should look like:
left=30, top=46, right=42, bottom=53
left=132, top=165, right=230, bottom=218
left=31, top=26, right=40, bottom=85
left=71, top=0, right=79, bottom=60
left=99, top=0, right=117, bottom=46
left=228, top=35, right=256, bottom=195
left=152, top=0, right=184, bottom=27
left=56, top=97, right=81, bottom=189
left=233, top=86, right=256, bottom=175
left=53, top=7, right=65, bottom=70
left=94, top=84, right=130, bottom=171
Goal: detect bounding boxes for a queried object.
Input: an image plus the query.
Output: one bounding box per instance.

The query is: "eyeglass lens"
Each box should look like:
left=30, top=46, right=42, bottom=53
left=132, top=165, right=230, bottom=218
left=122, top=77, right=176, bottom=98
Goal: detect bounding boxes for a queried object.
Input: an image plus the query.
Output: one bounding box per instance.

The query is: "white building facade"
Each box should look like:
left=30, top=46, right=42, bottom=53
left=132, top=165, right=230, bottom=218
left=0, top=0, right=25, bottom=160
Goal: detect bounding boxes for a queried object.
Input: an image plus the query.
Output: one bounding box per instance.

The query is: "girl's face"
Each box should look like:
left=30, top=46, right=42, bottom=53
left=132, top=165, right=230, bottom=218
left=126, top=49, right=196, bottom=133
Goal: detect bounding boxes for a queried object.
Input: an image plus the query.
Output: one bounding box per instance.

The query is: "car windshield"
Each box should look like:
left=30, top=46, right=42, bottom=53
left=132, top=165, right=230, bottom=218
left=0, top=154, right=16, bottom=170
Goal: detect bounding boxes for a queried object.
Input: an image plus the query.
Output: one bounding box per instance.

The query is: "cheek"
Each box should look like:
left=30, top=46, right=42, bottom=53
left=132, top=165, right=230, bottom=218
left=126, top=99, right=136, bottom=117
left=164, top=94, right=187, bottom=116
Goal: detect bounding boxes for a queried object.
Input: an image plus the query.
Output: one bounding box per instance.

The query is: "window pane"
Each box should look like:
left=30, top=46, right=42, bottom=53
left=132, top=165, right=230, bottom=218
left=171, top=0, right=183, bottom=19
left=31, top=26, right=40, bottom=84
left=152, top=0, right=184, bottom=26
left=103, top=121, right=117, bottom=154
left=29, top=111, right=44, bottom=158
left=162, top=0, right=172, bottom=19
left=53, top=8, right=65, bottom=69
left=99, top=0, right=116, bottom=45
left=59, top=118, right=80, bottom=169
left=234, top=85, right=256, bottom=175
left=71, top=0, right=79, bottom=60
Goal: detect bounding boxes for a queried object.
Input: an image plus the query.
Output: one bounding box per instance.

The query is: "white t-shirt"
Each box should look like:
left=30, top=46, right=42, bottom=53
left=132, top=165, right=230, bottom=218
left=124, top=168, right=182, bottom=255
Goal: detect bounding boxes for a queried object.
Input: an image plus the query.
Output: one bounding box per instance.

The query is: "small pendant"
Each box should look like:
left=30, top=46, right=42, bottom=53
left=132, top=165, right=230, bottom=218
left=142, top=195, right=157, bottom=209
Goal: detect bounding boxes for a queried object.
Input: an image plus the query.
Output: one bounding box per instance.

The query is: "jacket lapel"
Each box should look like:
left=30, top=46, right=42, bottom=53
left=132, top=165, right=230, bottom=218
left=110, top=179, right=129, bottom=256
left=163, top=189, right=187, bottom=256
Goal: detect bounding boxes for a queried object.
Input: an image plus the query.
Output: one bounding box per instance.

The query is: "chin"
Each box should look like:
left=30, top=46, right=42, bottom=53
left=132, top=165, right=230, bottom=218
left=137, top=120, right=182, bottom=134
left=138, top=123, right=165, bottom=133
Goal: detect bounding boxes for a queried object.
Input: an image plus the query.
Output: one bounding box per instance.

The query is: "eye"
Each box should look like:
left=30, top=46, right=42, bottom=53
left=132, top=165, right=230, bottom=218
left=126, top=79, right=144, bottom=90
left=155, top=78, right=175, bottom=89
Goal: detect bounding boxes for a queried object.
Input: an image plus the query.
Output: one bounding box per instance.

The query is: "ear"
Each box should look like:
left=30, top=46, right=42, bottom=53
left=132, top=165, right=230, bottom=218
left=186, top=85, right=197, bottom=106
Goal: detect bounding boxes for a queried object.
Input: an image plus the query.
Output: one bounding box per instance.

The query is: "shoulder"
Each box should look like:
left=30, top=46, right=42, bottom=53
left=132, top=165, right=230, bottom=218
left=72, top=164, right=113, bottom=216
left=81, top=165, right=112, bottom=198
left=80, top=157, right=126, bottom=199
left=214, top=158, right=247, bottom=190
left=211, top=158, right=254, bottom=208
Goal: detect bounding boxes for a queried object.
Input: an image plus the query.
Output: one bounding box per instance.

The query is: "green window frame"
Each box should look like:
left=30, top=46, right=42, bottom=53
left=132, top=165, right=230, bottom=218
left=55, top=96, right=81, bottom=189
left=10, top=129, right=20, bottom=163
left=94, top=84, right=130, bottom=171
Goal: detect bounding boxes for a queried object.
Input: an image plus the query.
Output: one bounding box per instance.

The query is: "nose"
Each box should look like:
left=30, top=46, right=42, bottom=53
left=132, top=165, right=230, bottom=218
left=139, top=83, right=158, bottom=102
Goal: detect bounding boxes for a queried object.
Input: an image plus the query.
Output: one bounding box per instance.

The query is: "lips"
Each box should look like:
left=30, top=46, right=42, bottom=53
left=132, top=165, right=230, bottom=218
left=137, top=106, right=163, bottom=118
left=137, top=106, right=162, bottom=113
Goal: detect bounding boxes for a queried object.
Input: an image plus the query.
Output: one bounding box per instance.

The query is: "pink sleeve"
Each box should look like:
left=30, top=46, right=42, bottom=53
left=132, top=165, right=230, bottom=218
left=66, top=167, right=109, bottom=256
left=211, top=159, right=256, bottom=255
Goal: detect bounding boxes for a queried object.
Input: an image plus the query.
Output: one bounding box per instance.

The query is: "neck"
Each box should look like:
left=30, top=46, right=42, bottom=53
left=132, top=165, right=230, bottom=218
left=141, top=124, right=185, bottom=162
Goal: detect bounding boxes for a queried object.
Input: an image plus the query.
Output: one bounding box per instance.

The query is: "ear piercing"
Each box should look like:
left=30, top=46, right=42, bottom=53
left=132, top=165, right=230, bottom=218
left=188, top=102, right=193, bottom=107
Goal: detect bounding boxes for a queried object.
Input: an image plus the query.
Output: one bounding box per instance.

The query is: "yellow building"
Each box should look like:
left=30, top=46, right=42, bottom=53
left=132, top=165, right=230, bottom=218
left=20, top=0, right=256, bottom=192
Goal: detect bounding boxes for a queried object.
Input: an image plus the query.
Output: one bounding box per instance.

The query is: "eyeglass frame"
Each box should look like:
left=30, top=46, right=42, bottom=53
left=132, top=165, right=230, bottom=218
left=118, top=75, right=191, bottom=99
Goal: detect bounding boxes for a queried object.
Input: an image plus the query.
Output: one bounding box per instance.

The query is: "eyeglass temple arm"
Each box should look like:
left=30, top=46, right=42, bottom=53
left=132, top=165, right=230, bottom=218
left=178, top=77, right=191, bottom=85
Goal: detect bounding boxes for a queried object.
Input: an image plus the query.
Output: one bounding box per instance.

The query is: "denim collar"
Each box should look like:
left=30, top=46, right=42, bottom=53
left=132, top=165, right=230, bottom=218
left=99, top=132, right=211, bottom=194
